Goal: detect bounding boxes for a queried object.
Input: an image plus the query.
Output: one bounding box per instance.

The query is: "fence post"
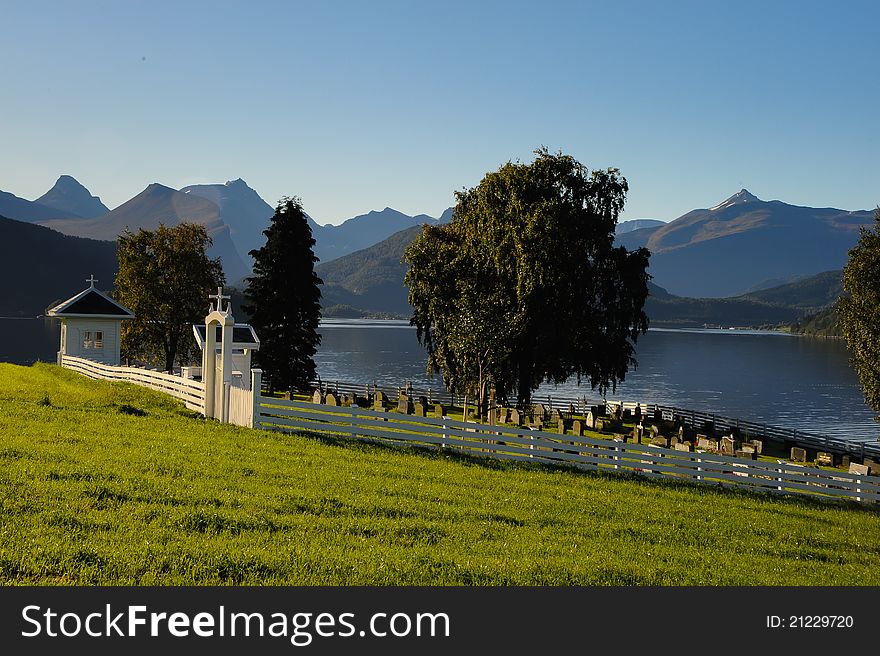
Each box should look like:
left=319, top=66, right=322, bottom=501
left=250, top=369, right=262, bottom=429
left=221, top=381, right=230, bottom=423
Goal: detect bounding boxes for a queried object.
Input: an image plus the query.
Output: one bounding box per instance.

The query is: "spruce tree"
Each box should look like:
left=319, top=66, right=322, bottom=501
left=243, top=197, right=322, bottom=392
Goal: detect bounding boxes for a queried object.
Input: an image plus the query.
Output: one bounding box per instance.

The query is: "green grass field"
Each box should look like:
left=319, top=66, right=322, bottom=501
left=2, top=363, right=879, bottom=585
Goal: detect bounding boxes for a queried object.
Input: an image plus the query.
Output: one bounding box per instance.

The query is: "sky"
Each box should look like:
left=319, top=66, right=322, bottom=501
left=1, top=0, right=878, bottom=225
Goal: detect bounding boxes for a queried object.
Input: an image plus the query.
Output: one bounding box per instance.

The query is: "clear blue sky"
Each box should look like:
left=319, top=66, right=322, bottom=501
left=1, top=0, right=877, bottom=224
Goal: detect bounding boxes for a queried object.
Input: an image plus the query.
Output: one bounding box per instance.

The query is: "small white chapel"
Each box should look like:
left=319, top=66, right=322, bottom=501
left=47, top=275, right=135, bottom=366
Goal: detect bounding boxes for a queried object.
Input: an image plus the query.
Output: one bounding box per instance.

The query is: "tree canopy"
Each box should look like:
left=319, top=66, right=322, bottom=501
left=115, top=223, right=224, bottom=371
left=837, top=208, right=880, bottom=422
left=404, top=148, right=650, bottom=410
left=243, top=197, right=323, bottom=393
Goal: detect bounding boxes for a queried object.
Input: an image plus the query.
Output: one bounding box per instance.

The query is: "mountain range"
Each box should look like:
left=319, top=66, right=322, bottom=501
left=615, top=189, right=873, bottom=296
left=0, top=176, right=453, bottom=284
left=0, top=176, right=873, bottom=325
left=316, top=192, right=859, bottom=325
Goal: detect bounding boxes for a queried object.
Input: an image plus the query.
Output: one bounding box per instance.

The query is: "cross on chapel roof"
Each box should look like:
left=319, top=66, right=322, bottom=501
left=86, top=274, right=98, bottom=288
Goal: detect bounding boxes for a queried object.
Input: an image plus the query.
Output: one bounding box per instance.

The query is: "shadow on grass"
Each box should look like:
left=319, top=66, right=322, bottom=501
left=276, top=427, right=880, bottom=515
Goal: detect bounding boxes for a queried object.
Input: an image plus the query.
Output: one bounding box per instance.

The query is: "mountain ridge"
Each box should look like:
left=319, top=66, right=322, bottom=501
left=36, top=175, right=109, bottom=219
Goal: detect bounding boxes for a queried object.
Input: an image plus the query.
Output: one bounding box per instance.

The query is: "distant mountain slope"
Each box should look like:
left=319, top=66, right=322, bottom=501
left=39, top=183, right=249, bottom=283
left=0, top=189, right=82, bottom=222
left=736, top=270, right=842, bottom=310
left=791, top=306, right=840, bottom=337
left=0, top=215, right=117, bottom=316
left=645, top=190, right=873, bottom=297
left=35, top=175, right=109, bottom=219
left=316, top=225, right=420, bottom=315
left=180, top=179, right=273, bottom=260
left=616, top=225, right=662, bottom=250
left=616, top=218, right=665, bottom=234
left=314, top=207, right=451, bottom=263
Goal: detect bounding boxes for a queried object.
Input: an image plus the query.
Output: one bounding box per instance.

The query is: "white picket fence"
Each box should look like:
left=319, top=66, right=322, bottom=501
left=56, top=357, right=880, bottom=505
left=60, top=354, right=205, bottom=413
left=254, top=396, right=880, bottom=505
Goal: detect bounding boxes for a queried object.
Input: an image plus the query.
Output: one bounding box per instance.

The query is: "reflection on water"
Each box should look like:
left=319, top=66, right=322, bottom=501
left=1, top=317, right=60, bottom=365
left=316, top=322, right=878, bottom=444
left=3, top=317, right=877, bottom=444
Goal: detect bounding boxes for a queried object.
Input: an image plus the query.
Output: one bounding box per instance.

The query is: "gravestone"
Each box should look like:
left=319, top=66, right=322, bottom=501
left=736, top=449, right=757, bottom=460
left=816, top=451, right=834, bottom=467
left=534, top=404, right=547, bottom=420
left=594, top=418, right=605, bottom=432
left=434, top=403, right=446, bottom=418
left=864, top=458, right=879, bottom=475
left=568, top=403, right=576, bottom=415
left=720, top=436, right=735, bottom=456
left=488, top=406, right=497, bottom=425
left=311, top=389, right=324, bottom=404
left=397, top=395, right=413, bottom=414
left=585, top=411, right=596, bottom=430
left=695, top=433, right=707, bottom=443
left=653, top=408, right=664, bottom=423
left=511, top=409, right=523, bottom=426
left=557, top=418, right=568, bottom=435
left=697, top=437, right=719, bottom=452
left=418, top=395, right=429, bottom=409
left=552, top=409, right=563, bottom=423
left=849, top=462, right=869, bottom=476
left=325, top=392, right=337, bottom=406
left=841, top=455, right=850, bottom=469
left=571, top=419, right=583, bottom=437
left=748, top=439, right=763, bottom=455
left=631, top=426, right=642, bottom=444
left=499, top=407, right=510, bottom=424
left=634, top=405, right=642, bottom=421
left=674, top=442, right=691, bottom=452
left=649, top=424, right=660, bottom=438
left=651, top=436, right=669, bottom=448
left=413, top=402, right=426, bottom=417
left=531, top=415, right=543, bottom=430
left=790, top=447, right=807, bottom=463
left=374, top=391, right=386, bottom=410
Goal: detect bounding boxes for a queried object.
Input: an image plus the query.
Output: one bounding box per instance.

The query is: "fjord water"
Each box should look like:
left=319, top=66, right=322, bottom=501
left=6, top=317, right=877, bottom=444
left=314, top=320, right=878, bottom=444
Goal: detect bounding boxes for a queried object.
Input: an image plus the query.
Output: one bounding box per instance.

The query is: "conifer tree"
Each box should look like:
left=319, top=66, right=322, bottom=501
left=243, top=197, right=322, bottom=392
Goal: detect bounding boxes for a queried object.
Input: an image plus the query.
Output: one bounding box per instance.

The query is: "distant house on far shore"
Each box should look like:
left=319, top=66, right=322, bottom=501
left=47, top=275, right=134, bottom=365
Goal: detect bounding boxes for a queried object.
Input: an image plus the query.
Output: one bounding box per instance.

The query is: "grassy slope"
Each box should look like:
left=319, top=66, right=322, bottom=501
left=2, top=363, right=879, bottom=586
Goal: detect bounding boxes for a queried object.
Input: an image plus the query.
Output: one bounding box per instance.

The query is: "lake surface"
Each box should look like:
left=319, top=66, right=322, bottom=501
left=5, top=317, right=878, bottom=444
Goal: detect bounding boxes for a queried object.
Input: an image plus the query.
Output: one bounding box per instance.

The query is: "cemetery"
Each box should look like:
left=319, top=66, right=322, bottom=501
left=295, top=380, right=880, bottom=480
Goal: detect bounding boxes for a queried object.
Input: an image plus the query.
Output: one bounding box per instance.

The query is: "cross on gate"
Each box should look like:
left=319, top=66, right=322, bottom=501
left=208, top=286, right=231, bottom=312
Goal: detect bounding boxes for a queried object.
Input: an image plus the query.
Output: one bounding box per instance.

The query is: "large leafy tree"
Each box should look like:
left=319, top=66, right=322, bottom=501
left=838, top=208, right=880, bottom=422
left=243, top=197, right=322, bottom=393
left=404, top=148, right=650, bottom=409
left=116, top=223, right=224, bottom=371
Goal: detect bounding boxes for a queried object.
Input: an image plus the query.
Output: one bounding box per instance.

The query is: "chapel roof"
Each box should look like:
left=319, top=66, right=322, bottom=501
left=46, top=276, right=134, bottom=319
